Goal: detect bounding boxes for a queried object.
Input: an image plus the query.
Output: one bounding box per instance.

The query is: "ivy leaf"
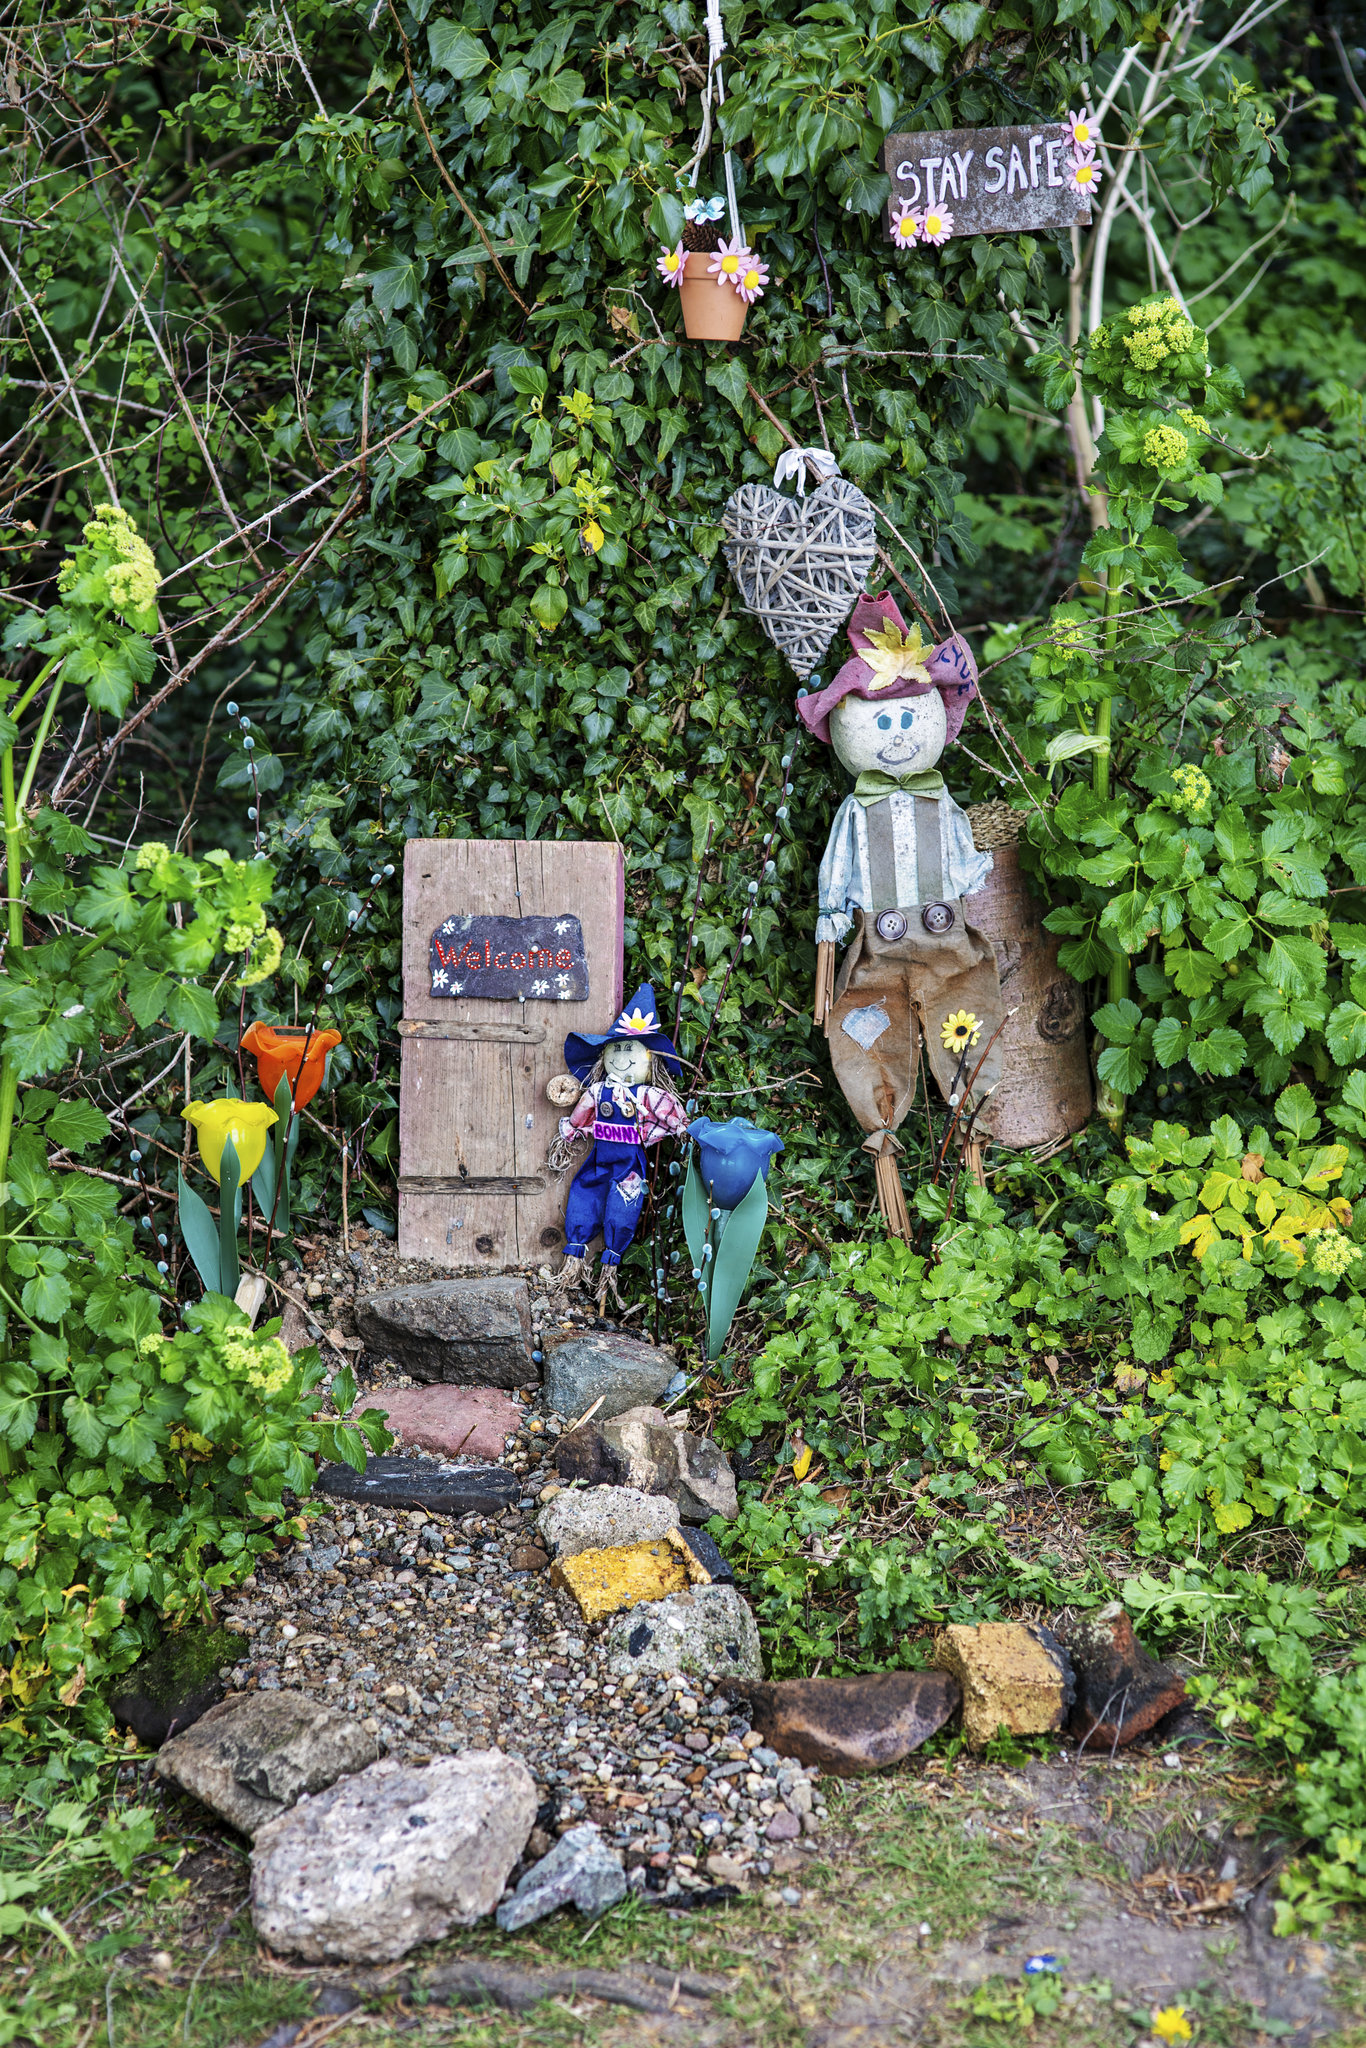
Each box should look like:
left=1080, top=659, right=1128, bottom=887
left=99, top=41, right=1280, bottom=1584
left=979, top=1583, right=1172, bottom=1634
left=704, top=358, right=750, bottom=413
left=366, top=248, right=428, bottom=314
left=427, top=20, right=490, bottom=77
left=537, top=68, right=584, bottom=111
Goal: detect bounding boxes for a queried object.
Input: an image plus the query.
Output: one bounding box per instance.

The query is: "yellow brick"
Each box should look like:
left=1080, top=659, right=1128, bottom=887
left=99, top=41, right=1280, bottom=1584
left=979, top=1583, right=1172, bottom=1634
left=550, top=1532, right=705, bottom=1624
left=931, top=1622, right=1071, bottom=1751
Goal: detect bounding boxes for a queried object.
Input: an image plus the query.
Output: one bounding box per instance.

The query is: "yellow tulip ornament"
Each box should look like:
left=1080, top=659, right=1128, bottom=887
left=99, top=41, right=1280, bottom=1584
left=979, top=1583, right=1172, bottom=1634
left=179, top=1099, right=278, bottom=1300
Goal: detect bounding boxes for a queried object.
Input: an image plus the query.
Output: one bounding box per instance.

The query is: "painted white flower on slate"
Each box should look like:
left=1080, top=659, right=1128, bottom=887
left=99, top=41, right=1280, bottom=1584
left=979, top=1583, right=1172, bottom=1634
left=554, top=920, right=573, bottom=935
left=433, top=970, right=448, bottom=988
left=532, top=979, right=549, bottom=995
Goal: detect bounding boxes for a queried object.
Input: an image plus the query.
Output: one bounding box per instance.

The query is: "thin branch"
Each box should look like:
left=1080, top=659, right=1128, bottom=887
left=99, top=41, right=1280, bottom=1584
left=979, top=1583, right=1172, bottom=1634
left=388, top=0, right=531, bottom=316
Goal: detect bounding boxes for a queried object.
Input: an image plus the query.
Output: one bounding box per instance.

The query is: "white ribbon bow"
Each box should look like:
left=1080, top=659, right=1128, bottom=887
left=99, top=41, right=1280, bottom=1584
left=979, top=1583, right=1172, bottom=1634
left=774, top=447, right=841, bottom=496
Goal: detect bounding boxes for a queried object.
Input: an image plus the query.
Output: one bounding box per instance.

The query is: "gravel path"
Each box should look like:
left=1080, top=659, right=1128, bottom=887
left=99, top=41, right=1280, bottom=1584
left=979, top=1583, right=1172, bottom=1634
left=219, top=1400, right=826, bottom=1908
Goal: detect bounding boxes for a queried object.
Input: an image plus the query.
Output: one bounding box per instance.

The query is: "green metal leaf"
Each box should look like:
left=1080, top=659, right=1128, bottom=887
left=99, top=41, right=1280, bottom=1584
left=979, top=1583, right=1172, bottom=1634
left=705, top=1172, right=769, bottom=1361
left=218, top=1137, right=241, bottom=1301
left=177, top=1170, right=221, bottom=1296
left=682, top=1154, right=708, bottom=1273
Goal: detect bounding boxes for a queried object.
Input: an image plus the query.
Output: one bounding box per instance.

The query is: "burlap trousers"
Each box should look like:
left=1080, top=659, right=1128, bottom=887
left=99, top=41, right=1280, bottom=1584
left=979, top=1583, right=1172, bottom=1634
left=827, top=906, right=1006, bottom=1147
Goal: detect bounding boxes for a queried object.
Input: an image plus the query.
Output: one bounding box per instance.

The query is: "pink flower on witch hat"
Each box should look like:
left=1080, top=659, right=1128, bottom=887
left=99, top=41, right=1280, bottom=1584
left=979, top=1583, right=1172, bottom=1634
left=1064, top=106, right=1099, bottom=149
left=919, top=207, right=954, bottom=246
left=1066, top=153, right=1103, bottom=198
left=734, top=253, right=770, bottom=304
left=889, top=199, right=920, bottom=249
left=707, top=234, right=751, bottom=287
left=656, top=242, right=686, bottom=287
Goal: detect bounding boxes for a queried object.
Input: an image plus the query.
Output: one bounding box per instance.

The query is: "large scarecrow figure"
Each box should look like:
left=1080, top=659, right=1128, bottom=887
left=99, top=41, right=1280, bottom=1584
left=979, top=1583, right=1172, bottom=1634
left=798, top=594, right=1006, bottom=1234
left=546, top=984, right=688, bottom=1308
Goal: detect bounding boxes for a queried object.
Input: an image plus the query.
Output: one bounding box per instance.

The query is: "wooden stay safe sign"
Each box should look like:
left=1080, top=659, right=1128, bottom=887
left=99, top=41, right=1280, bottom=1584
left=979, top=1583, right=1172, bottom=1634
left=883, top=125, right=1093, bottom=236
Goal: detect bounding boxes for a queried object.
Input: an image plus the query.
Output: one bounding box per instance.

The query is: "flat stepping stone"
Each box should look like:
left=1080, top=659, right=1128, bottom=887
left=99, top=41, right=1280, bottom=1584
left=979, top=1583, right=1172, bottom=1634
left=315, top=1455, right=520, bottom=1517
left=351, top=1384, right=523, bottom=1462
left=355, top=1278, right=534, bottom=1387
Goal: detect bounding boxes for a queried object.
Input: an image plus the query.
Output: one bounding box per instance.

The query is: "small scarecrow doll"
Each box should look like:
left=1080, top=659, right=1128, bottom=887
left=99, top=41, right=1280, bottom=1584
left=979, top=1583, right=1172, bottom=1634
left=798, top=593, right=1006, bottom=1236
left=545, top=984, right=688, bottom=1308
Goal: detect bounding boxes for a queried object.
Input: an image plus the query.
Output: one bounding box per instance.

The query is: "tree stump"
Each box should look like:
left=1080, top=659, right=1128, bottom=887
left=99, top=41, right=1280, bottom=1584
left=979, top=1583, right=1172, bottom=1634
left=964, top=805, right=1092, bottom=1149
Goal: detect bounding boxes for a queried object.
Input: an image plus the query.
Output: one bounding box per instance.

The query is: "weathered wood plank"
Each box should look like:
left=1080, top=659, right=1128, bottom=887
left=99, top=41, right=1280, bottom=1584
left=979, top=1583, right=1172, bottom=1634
left=397, top=1020, right=547, bottom=1044
left=399, top=840, right=624, bottom=1267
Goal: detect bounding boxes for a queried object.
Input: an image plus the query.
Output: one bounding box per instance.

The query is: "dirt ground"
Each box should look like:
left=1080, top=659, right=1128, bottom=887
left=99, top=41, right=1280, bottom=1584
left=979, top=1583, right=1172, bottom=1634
left=53, top=1724, right=1363, bottom=2048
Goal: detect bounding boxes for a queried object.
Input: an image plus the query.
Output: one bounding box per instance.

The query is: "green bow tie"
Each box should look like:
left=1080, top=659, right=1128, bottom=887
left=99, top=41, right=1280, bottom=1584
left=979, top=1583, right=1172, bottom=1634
left=852, top=769, right=945, bottom=806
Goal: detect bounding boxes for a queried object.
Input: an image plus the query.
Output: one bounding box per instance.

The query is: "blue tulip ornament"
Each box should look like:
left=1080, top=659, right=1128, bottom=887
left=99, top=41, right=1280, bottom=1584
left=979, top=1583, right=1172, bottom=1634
left=683, top=1117, right=784, bottom=1359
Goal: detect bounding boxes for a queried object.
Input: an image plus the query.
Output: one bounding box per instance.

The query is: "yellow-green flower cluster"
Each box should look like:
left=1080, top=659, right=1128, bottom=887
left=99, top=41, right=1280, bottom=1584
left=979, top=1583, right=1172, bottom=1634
left=1121, top=297, right=1203, bottom=370
left=1169, top=763, right=1213, bottom=818
left=238, top=924, right=284, bottom=989
left=1143, top=424, right=1190, bottom=471
left=1310, top=1232, right=1361, bottom=1278
left=1178, top=408, right=1209, bottom=435
left=222, top=1333, right=294, bottom=1396
left=59, top=503, right=161, bottom=618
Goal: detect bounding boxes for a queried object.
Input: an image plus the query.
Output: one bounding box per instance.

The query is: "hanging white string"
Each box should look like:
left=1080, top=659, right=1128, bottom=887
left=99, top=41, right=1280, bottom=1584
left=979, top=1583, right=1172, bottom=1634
left=683, top=0, right=743, bottom=249
left=774, top=447, right=841, bottom=496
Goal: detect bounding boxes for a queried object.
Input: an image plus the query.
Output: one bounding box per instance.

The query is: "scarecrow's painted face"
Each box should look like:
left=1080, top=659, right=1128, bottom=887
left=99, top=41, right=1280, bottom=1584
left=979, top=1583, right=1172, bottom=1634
left=603, top=1039, right=653, bottom=1085
left=829, top=690, right=947, bottom=779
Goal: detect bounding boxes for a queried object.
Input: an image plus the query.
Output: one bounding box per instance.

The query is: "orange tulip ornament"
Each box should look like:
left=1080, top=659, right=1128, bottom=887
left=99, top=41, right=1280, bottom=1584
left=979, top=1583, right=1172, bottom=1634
left=240, top=1022, right=342, bottom=1111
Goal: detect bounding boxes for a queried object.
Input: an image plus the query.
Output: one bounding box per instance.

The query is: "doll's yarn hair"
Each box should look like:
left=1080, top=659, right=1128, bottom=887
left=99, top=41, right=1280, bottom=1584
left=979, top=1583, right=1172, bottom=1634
left=546, top=1051, right=684, bottom=1177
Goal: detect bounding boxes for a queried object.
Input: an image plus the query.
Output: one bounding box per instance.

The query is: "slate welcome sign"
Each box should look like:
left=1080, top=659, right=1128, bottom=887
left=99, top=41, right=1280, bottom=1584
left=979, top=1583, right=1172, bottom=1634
left=883, top=125, right=1094, bottom=237
left=429, top=912, right=589, bottom=1001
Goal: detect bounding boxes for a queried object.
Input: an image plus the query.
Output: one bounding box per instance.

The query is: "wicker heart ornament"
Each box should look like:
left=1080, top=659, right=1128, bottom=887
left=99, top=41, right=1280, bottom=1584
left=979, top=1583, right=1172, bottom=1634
left=721, top=476, right=877, bottom=680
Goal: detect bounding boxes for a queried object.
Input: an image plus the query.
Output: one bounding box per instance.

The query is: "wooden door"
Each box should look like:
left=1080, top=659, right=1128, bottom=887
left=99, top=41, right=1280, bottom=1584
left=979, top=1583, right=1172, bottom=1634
left=398, top=840, right=624, bottom=1269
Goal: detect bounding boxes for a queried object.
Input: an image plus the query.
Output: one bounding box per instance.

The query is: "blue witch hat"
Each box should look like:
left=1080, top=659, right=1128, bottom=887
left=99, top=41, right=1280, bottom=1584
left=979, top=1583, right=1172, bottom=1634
left=564, top=983, right=681, bottom=1080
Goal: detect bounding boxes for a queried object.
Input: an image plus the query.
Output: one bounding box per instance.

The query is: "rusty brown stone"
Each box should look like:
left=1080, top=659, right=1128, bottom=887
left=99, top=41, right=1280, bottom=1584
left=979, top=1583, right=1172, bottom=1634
left=731, top=1670, right=961, bottom=1776
left=962, top=833, right=1093, bottom=1150
left=508, top=1545, right=549, bottom=1573
left=1060, top=1603, right=1187, bottom=1751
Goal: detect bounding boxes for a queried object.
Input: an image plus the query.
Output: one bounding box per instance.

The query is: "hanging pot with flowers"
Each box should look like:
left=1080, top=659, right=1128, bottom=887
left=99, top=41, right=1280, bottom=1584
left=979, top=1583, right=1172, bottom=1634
left=653, top=0, right=773, bottom=343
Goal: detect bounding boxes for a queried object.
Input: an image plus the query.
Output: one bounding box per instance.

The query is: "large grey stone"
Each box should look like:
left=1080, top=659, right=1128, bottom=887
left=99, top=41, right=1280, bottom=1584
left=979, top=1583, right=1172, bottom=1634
left=155, top=1690, right=376, bottom=1837
left=251, top=1751, right=537, bottom=1962
left=495, top=1823, right=626, bottom=1931
left=541, top=1334, right=675, bottom=1423
left=599, top=1406, right=738, bottom=1523
left=537, top=1485, right=679, bottom=1558
left=603, top=1584, right=763, bottom=1683
left=355, top=1279, right=534, bottom=1387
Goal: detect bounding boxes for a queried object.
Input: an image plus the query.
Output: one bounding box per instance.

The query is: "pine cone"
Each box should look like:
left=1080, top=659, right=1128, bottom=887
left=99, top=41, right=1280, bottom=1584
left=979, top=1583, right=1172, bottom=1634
left=683, top=217, right=722, bottom=253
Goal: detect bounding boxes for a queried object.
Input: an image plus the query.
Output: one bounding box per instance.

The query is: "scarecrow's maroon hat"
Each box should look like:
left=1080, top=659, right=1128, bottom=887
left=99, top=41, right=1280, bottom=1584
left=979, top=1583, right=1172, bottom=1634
left=796, top=593, right=978, bottom=746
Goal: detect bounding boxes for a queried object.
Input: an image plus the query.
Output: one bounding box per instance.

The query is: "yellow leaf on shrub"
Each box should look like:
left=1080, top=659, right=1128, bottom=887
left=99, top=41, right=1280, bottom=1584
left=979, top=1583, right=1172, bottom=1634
left=1211, top=1498, right=1253, bottom=1533
left=1179, top=1213, right=1218, bottom=1260
left=792, top=1445, right=812, bottom=1481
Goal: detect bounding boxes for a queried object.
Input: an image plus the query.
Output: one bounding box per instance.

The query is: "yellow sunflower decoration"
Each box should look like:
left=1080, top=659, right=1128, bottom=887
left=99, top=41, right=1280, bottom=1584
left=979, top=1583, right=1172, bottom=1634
left=940, top=1010, right=982, bottom=1052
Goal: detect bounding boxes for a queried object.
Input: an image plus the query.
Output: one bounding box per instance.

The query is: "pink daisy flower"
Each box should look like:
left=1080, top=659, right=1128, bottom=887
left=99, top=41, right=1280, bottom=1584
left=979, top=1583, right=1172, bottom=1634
left=1066, top=154, right=1102, bottom=198
left=734, top=254, right=770, bottom=304
left=889, top=199, right=920, bottom=250
left=707, top=234, right=750, bottom=288
left=1064, top=107, right=1098, bottom=150
left=656, top=242, right=686, bottom=288
left=919, top=207, right=954, bottom=246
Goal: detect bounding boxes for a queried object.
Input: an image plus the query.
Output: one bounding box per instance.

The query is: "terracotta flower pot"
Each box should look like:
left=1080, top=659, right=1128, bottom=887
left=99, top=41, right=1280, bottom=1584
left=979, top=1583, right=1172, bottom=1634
left=678, top=253, right=748, bottom=342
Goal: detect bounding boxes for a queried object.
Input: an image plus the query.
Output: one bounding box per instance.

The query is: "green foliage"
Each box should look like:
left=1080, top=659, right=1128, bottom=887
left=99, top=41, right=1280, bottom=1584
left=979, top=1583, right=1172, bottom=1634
left=0, top=1293, right=387, bottom=1749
